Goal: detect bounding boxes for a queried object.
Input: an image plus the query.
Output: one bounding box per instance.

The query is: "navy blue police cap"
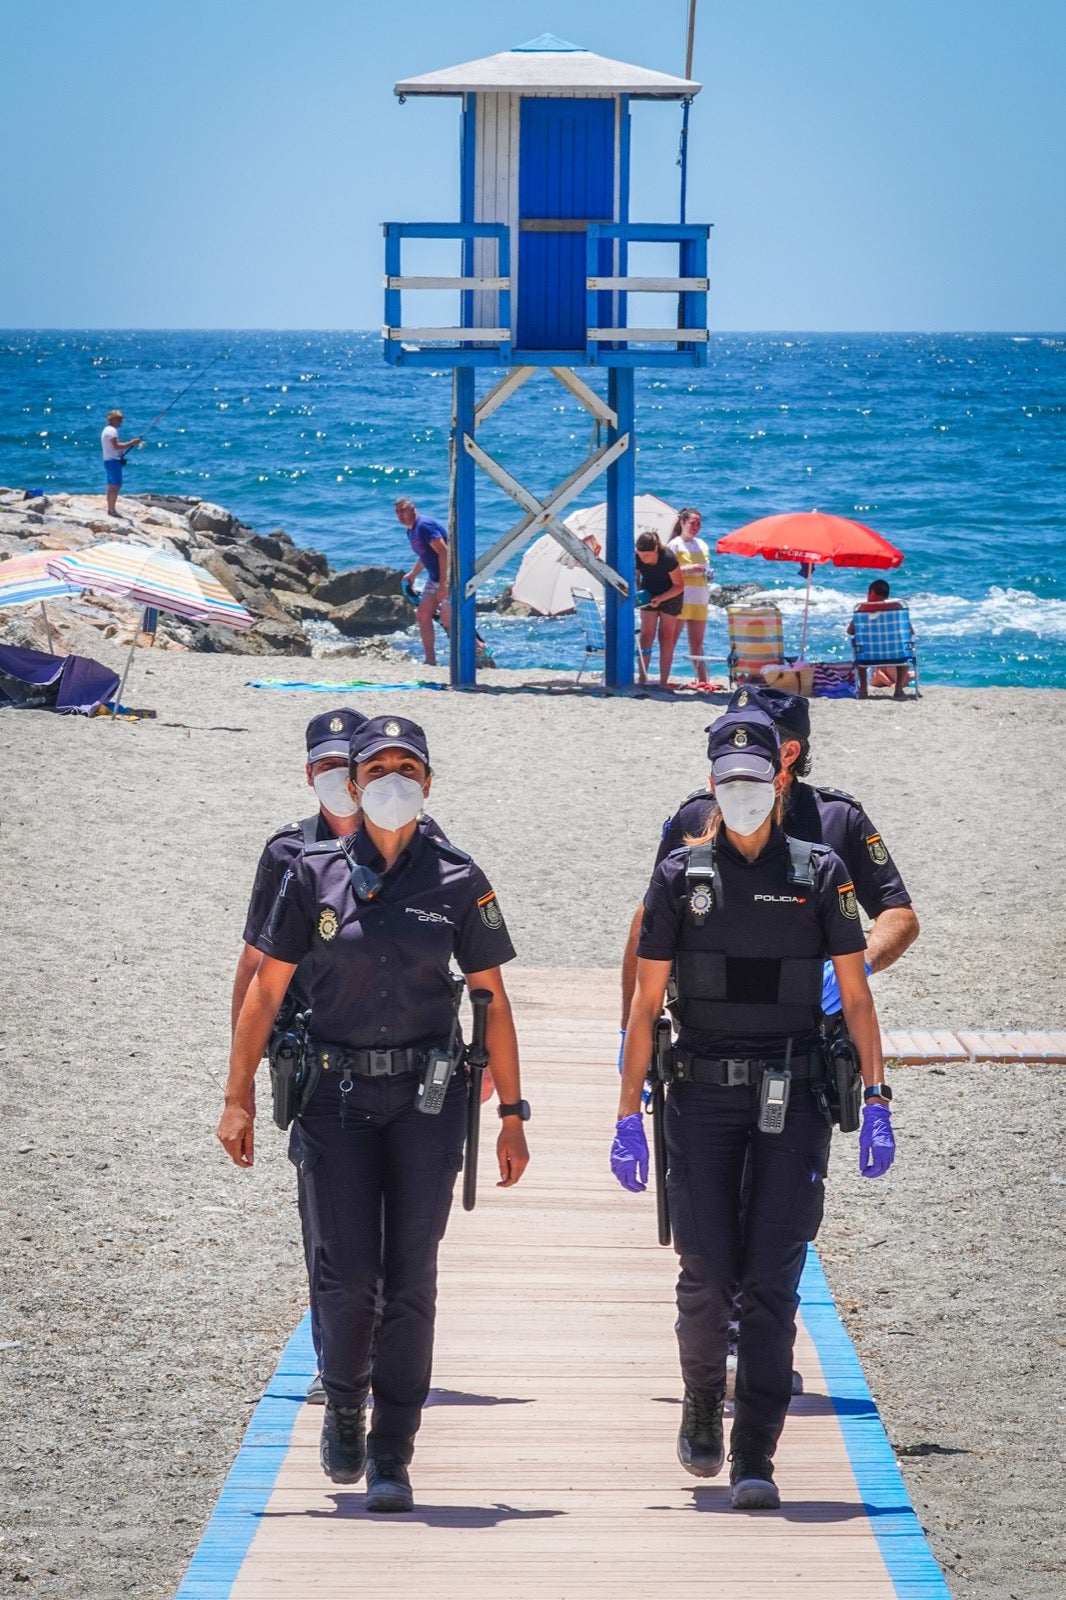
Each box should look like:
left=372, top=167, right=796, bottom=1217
left=726, top=684, right=810, bottom=741
left=706, top=710, right=781, bottom=782
left=306, top=708, right=368, bottom=764
left=349, top=715, right=430, bottom=768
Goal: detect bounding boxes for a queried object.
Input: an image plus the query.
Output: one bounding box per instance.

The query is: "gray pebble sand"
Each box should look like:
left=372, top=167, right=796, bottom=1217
left=1, top=653, right=1062, bottom=1597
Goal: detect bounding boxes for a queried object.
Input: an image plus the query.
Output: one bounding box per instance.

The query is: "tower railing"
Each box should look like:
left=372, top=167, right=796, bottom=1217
left=585, top=223, right=709, bottom=367
left=382, top=222, right=512, bottom=366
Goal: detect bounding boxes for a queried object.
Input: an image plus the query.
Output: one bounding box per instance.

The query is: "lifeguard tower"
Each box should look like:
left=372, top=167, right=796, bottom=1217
left=383, top=34, right=709, bottom=687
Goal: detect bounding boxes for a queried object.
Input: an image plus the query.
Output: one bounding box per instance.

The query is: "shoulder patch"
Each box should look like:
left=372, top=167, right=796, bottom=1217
left=837, top=882, right=860, bottom=920
left=477, top=890, right=503, bottom=929
left=866, top=832, right=890, bottom=865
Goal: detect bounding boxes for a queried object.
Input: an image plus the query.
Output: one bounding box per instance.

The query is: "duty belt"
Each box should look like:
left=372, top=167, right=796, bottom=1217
left=673, top=1052, right=819, bottom=1086
left=311, top=1042, right=426, bottom=1078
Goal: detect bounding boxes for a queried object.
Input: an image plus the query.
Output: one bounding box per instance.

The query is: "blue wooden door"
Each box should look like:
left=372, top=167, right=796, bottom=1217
left=518, top=98, right=615, bottom=350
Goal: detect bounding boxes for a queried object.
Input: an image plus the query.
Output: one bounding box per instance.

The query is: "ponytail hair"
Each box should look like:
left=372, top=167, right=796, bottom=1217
left=671, top=506, right=701, bottom=540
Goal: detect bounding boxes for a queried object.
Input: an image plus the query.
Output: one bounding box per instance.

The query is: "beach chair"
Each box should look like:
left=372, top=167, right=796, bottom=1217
left=850, top=606, right=920, bottom=697
left=726, top=603, right=785, bottom=687
left=572, top=588, right=605, bottom=684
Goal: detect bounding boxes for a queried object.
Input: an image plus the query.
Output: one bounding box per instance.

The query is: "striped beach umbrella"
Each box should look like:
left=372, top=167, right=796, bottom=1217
left=47, top=541, right=254, bottom=630
left=0, top=549, right=83, bottom=653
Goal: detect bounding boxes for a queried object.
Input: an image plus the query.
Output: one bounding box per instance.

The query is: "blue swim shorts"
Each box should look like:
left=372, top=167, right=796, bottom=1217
left=104, top=459, right=122, bottom=487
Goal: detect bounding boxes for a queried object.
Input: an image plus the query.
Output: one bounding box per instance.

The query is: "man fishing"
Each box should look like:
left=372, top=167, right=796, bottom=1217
left=101, top=410, right=143, bottom=516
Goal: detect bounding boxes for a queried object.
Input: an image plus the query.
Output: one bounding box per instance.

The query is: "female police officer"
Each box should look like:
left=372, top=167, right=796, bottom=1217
left=218, top=715, right=530, bottom=1513
left=613, top=707, right=894, bottom=1510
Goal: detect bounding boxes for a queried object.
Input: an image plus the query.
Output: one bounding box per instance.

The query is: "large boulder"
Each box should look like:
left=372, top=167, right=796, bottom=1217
left=330, top=593, right=410, bottom=637
left=188, top=501, right=241, bottom=540
left=315, top=566, right=403, bottom=607
left=188, top=617, right=311, bottom=656
left=270, top=589, right=336, bottom=622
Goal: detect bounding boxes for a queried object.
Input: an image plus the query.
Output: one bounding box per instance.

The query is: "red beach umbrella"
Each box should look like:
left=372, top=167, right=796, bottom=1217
left=715, top=511, right=904, bottom=659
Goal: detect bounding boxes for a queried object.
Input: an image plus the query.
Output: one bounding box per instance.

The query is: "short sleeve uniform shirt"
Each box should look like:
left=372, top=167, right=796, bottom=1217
left=255, top=825, right=515, bottom=1049
left=653, top=780, right=911, bottom=919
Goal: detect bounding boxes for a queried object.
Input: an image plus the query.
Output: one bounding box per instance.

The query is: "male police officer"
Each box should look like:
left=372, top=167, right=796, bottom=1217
left=232, top=708, right=367, bottom=1402
left=621, top=685, right=919, bottom=1029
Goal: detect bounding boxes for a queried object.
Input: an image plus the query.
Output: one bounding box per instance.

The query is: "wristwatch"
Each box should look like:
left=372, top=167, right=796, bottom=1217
left=863, top=1083, right=893, bottom=1103
left=497, top=1099, right=531, bottom=1121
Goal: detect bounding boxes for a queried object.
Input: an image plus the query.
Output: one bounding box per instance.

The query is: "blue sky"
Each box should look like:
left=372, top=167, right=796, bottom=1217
left=2, top=0, right=1063, bottom=330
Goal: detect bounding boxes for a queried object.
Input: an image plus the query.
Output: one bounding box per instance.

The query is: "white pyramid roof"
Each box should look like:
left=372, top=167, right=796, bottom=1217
left=395, top=37, right=700, bottom=100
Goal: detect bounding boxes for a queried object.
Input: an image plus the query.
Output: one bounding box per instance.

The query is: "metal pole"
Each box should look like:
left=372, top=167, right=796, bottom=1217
left=799, top=563, right=813, bottom=660
left=40, top=602, right=55, bottom=654
left=605, top=368, right=636, bottom=690
left=450, top=367, right=477, bottom=686
left=678, top=1, right=698, bottom=223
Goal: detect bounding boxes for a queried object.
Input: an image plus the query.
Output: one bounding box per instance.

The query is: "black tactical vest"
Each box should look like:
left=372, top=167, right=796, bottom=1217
left=671, top=834, right=830, bottom=1040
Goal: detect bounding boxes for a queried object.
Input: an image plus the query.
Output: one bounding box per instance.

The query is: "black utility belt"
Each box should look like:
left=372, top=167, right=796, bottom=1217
left=311, top=1042, right=439, bottom=1079
left=672, top=1052, right=819, bottom=1087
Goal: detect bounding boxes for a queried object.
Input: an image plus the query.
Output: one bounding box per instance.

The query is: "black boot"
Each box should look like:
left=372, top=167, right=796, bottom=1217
left=319, top=1401, right=367, bottom=1484
left=729, top=1432, right=779, bottom=1509
left=676, top=1387, right=725, bottom=1477
left=365, top=1455, right=414, bottom=1513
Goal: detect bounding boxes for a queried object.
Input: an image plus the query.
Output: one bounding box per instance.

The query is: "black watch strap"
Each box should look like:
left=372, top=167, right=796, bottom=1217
left=863, top=1083, right=892, bottom=1102
left=497, top=1099, right=531, bottom=1121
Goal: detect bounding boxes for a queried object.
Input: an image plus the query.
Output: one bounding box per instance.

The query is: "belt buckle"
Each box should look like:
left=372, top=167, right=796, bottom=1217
left=724, top=1058, right=754, bottom=1087
left=368, top=1050, right=393, bottom=1078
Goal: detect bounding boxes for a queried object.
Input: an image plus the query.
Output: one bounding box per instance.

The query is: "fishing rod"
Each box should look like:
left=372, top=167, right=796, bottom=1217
left=121, top=347, right=229, bottom=461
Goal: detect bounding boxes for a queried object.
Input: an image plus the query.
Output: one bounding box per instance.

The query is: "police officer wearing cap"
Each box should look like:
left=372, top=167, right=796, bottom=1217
left=620, top=685, right=919, bottom=1033
left=218, top=715, right=529, bottom=1514
left=613, top=708, right=895, bottom=1510
left=233, top=708, right=383, bottom=1405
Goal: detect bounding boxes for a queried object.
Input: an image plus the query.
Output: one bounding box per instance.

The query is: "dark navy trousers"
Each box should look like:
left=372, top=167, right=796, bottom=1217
left=294, top=1066, right=466, bottom=1463
left=287, top=1126, right=322, bottom=1364
left=665, top=1079, right=831, bottom=1449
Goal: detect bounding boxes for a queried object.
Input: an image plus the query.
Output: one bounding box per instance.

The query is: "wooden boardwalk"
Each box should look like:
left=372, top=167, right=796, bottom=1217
left=177, top=969, right=950, bottom=1599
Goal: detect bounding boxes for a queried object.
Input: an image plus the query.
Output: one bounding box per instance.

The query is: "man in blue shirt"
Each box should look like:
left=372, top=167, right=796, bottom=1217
left=396, top=497, right=451, bottom=666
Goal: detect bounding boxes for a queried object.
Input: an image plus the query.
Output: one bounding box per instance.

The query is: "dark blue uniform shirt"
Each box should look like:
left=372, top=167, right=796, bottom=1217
left=242, top=813, right=449, bottom=1010
left=255, top=824, right=515, bottom=1050
left=639, top=829, right=867, bottom=1056
left=654, top=780, right=911, bottom=919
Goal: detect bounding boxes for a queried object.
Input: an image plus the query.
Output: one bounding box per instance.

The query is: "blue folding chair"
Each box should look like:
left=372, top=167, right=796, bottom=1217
left=850, top=606, right=920, bottom=697
left=572, top=588, right=605, bottom=685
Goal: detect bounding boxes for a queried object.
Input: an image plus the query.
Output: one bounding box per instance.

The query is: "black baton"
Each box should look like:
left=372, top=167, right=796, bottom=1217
left=652, top=1016, right=673, bottom=1247
left=462, top=987, right=493, bottom=1212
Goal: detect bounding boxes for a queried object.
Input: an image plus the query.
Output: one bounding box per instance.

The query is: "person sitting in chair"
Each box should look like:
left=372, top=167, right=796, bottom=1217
left=847, top=580, right=912, bottom=700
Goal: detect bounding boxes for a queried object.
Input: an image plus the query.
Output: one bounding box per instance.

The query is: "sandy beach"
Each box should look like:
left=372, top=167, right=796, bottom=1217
left=1, top=654, right=1063, bottom=1598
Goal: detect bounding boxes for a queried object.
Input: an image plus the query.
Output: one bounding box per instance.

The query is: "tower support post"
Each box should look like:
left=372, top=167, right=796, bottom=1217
left=449, top=366, right=478, bottom=686
left=605, top=366, right=636, bottom=689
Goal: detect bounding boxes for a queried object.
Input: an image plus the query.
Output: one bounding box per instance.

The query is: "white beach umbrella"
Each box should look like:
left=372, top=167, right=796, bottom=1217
left=512, top=494, right=680, bottom=616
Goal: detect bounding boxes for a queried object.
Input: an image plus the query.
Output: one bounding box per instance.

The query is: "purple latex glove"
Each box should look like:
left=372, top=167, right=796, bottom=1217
left=611, top=1113, right=649, bottom=1192
left=859, top=1102, right=895, bottom=1178
left=822, top=958, right=872, bottom=1016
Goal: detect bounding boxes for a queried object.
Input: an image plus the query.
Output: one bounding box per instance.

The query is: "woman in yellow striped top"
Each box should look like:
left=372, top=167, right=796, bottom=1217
left=668, top=508, right=713, bottom=684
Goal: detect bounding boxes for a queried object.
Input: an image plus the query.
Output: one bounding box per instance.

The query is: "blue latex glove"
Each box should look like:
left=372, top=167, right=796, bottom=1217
left=859, top=1102, right=895, bottom=1178
left=822, top=958, right=872, bottom=1015
left=611, top=1114, right=649, bottom=1192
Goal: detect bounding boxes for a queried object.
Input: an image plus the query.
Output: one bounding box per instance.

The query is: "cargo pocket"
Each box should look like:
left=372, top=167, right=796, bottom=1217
left=294, top=1129, right=338, bottom=1243
left=791, top=1148, right=828, bottom=1243
left=432, top=1147, right=465, bottom=1241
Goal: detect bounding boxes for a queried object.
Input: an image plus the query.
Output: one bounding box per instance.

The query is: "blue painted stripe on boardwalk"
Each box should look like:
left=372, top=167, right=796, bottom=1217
left=173, top=1314, right=315, bottom=1600
left=801, top=1247, right=952, bottom=1598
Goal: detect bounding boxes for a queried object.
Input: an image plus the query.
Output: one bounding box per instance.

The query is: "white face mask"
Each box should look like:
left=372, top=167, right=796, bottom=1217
left=312, top=767, right=359, bottom=818
left=715, top=780, right=776, bottom=836
left=358, top=772, right=425, bottom=832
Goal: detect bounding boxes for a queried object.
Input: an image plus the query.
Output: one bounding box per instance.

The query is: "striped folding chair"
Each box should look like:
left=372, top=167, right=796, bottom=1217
left=726, top=603, right=785, bottom=687
left=850, top=606, right=920, bottom=697
left=572, top=588, right=605, bottom=685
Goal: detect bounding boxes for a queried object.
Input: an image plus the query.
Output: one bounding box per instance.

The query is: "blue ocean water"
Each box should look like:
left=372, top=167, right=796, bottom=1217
left=2, top=329, right=1064, bottom=685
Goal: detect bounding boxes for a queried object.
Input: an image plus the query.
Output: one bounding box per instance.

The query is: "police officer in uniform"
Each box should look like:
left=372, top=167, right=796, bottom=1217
left=218, top=716, right=530, bottom=1514
left=620, top=684, right=919, bottom=1031
left=613, top=709, right=895, bottom=1509
left=232, top=708, right=366, bottom=1404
